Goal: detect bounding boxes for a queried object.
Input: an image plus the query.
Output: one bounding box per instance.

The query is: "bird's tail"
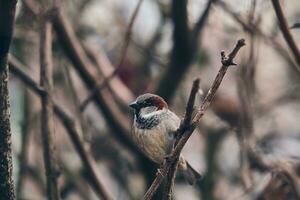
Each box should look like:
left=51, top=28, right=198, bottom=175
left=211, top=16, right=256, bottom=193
left=179, top=158, right=201, bottom=185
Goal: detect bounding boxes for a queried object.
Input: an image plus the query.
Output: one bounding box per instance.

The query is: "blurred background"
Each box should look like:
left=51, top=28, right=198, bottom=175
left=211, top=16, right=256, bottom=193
left=8, top=0, right=300, bottom=199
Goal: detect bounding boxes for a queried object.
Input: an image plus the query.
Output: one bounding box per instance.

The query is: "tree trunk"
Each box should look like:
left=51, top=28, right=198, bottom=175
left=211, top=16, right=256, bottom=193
left=0, top=0, right=18, bottom=199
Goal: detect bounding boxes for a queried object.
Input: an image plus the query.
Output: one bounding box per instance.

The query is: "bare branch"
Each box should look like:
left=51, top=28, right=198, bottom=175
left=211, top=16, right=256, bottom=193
left=155, top=0, right=213, bottom=102
left=39, top=19, right=60, bottom=200
left=143, top=39, right=245, bottom=199
left=163, top=78, right=200, bottom=200
left=8, top=56, right=113, bottom=200
left=216, top=1, right=300, bottom=74
left=271, top=0, right=300, bottom=67
left=50, top=8, right=150, bottom=163
left=80, top=0, right=144, bottom=111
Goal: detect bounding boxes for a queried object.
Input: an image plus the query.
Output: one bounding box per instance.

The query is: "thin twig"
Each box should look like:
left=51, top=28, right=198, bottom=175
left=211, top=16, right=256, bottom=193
left=80, top=0, right=144, bottom=111
left=216, top=0, right=300, bottom=74
left=271, top=0, right=300, bottom=67
left=62, top=65, right=90, bottom=142
left=143, top=39, right=246, bottom=200
left=50, top=8, right=148, bottom=159
left=23, top=1, right=148, bottom=164
left=8, top=56, right=113, bottom=200
left=39, top=18, right=60, bottom=200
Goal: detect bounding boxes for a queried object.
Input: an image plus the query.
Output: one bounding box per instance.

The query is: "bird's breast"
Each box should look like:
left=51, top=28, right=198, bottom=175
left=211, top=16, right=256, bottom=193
left=133, top=124, right=171, bottom=164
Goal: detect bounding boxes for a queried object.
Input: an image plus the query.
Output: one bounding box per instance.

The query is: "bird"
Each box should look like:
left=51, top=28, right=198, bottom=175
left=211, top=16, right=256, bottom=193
left=129, top=93, right=201, bottom=185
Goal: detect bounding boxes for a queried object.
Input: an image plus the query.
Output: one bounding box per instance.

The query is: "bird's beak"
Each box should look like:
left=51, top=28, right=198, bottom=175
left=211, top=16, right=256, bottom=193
left=129, top=101, right=138, bottom=109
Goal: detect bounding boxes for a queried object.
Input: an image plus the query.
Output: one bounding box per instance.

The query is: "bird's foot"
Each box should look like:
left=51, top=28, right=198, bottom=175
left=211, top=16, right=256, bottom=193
left=164, top=154, right=174, bottom=163
left=156, top=169, right=163, bottom=176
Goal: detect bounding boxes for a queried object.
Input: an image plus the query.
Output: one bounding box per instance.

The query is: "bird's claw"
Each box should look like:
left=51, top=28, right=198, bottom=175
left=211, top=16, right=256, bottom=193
left=164, top=154, right=173, bottom=163
left=156, top=169, right=163, bottom=176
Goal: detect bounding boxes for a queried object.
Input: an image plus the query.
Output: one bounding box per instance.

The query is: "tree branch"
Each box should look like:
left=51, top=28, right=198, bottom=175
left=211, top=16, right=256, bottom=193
left=163, top=78, right=200, bottom=200
left=271, top=0, right=300, bottom=67
left=8, top=56, right=113, bottom=200
left=80, top=0, right=144, bottom=111
left=39, top=18, right=60, bottom=200
left=216, top=0, right=300, bottom=74
left=155, top=0, right=214, bottom=102
left=143, top=39, right=246, bottom=199
left=50, top=8, right=151, bottom=164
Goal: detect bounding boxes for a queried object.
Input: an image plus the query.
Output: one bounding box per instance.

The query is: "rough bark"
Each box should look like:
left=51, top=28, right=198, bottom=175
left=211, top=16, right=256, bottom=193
left=0, top=0, right=18, bottom=199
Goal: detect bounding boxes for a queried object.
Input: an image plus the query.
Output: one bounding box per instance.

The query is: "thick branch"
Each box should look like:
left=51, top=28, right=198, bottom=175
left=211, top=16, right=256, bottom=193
left=0, top=0, right=17, bottom=199
left=8, top=56, right=113, bottom=200
left=155, top=0, right=213, bottom=102
left=271, top=0, right=300, bottom=67
left=143, top=39, right=246, bottom=199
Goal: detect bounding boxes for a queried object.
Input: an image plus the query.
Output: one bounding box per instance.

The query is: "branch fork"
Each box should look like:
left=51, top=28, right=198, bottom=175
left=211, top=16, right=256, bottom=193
left=143, top=38, right=246, bottom=200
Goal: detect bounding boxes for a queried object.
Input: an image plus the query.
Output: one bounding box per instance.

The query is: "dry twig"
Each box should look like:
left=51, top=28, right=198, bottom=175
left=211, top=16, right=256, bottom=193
left=271, top=0, right=300, bottom=67
left=80, top=0, right=144, bottom=111
left=143, top=39, right=246, bottom=200
left=8, top=56, right=113, bottom=200
left=216, top=0, right=300, bottom=74
left=163, top=79, right=200, bottom=200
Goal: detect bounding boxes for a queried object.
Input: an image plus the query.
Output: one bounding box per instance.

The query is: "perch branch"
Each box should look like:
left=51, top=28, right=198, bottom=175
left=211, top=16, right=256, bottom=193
left=163, top=79, right=200, bottom=200
left=143, top=39, right=246, bottom=199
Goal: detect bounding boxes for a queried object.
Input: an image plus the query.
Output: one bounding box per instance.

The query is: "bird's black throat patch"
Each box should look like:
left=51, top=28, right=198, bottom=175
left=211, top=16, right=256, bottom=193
left=135, top=113, right=160, bottom=129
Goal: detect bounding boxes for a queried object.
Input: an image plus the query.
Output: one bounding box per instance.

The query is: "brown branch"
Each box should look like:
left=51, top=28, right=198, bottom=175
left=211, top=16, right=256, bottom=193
left=271, top=0, right=300, bottom=67
left=23, top=1, right=148, bottom=165
left=247, top=149, right=300, bottom=200
left=0, top=0, right=17, bottom=199
left=80, top=0, right=144, bottom=111
left=39, top=19, right=60, bottom=200
left=163, top=79, right=200, bottom=200
left=216, top=1, right=300, bottom=74
left=50, top=8, right=147, bottom=158
left=155, top=0, right=214, bottom=102
left=16, top=91, right=33, bottom=198
left=82, top=44, right=134, bottom=108
left=8, top=56, right=113, bottom=200
left=62, top=64, right=90, bottom=142
left=143, top=39, right=246, bottom=200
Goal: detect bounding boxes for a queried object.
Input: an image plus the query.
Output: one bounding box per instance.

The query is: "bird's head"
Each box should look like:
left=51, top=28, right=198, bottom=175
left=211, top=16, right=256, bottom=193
left=129, top=93, right=168, bottom=116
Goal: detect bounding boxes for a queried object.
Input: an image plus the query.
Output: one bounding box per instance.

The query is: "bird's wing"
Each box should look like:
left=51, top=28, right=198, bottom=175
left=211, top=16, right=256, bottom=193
left=164, top=110, right=181, bottom=155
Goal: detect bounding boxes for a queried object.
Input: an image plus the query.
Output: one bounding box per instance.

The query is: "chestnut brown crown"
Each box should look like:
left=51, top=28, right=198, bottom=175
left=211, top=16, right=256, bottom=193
left=129, top=93, right=168, bottom=111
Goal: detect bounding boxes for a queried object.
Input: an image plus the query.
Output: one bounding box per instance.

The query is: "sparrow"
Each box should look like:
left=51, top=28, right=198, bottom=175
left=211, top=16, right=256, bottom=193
left=129, top=93, right=201, bottom=185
